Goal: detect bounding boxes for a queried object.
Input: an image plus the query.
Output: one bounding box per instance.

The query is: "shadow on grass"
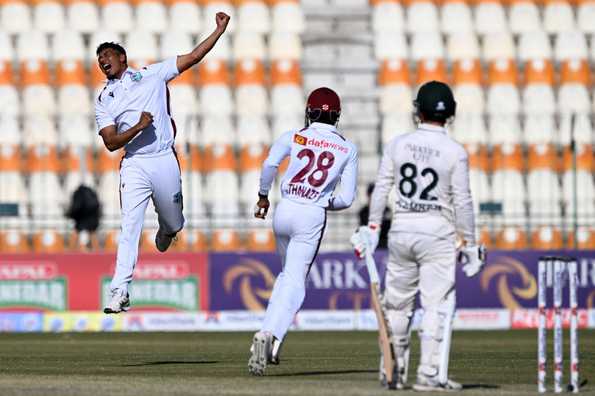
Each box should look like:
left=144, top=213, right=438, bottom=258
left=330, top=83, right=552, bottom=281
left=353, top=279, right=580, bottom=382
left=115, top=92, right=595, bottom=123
left=462, top=384, right=499, bottom=390
left=122, top=360, right=218, bottom=367
left=273, top=369, right=377, bottom=377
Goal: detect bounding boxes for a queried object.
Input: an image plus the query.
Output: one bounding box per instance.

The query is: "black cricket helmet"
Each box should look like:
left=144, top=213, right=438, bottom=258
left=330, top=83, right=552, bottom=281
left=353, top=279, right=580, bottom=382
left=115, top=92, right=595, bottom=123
left=413, top=80, right=457, bottom=123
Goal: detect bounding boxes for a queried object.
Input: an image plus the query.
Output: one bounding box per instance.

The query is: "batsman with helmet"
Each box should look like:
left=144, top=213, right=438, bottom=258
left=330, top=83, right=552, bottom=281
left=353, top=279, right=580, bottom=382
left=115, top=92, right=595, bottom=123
left=352, top=81, right=486, bottom=391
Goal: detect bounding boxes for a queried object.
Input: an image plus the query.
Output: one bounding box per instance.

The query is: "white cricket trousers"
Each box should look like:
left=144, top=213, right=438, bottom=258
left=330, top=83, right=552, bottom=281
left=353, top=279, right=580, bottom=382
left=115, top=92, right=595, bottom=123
left=110, top=149, right=184, bottom=294
left=262, top=199, right=326, bottom=341
left=383, top=227, right=456, bottom=376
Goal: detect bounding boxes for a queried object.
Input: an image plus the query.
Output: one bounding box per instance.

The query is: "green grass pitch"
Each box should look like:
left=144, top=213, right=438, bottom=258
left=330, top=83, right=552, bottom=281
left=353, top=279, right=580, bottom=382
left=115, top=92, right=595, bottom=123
left=0, top=330, right=592, bottom=395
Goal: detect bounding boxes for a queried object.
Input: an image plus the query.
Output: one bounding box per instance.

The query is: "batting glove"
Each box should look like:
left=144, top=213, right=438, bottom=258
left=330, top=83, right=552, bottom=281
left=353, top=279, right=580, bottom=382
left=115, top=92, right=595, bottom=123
left=350, top=224, right=380, bottom=259
left=458, top=244, right=486, bottom=278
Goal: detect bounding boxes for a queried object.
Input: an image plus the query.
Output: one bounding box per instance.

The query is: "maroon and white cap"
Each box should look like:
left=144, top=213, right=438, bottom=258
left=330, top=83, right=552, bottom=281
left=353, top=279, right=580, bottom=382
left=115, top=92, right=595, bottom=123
left=306, top=87, right=341, bottom=116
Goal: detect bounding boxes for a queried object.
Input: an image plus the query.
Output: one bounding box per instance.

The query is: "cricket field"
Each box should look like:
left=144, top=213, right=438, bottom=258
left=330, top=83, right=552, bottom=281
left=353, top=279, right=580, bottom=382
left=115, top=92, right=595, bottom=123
left=0, top=330, right=592, bottom=395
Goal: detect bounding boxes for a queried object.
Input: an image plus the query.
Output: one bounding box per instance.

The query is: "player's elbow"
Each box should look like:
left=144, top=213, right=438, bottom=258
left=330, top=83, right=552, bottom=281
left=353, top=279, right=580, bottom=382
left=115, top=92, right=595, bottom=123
left=104, top=141, right=119, bottom=152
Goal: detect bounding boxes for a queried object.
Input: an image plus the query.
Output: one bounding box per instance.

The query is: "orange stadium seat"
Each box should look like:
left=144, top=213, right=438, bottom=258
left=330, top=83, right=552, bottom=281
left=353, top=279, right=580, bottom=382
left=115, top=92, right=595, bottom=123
left=523, top=59, right=555, bottom=116
left=526, top=143, right=562, bottom=222
left=20, top=59, right=56, bottom=117
left=246, top=229, right=276, bottom=252
left=269, top=32, right=302, bottom=61
left=558, top=60, right=591, bottom=124
left=186, top=229, right=208, bottom=251
left=566, top=227, right=595, bottom=250
left=411, top=32, right=443, bottom=61
left=561, top=144, right=594, bottom=219
left=475, top=0, right=507, bottom=35
left=518, top=31, right=552, bottom=62
left=482, top=32, right=516, bottom=62
left=166, top=0, right=202, bottom=33
left=0, top=58, right=19, bottom=115
left=237, top=0, right=270, bottom=34
left=98, top=0, right=134, bottom=34
left=271, top=0, right=305, bottom=34
left=235, top=59, right=269, bottom=116
left=464, top=143, right=490, bottom=213
left=134, top=0, right=168, bottom=33
left=0, top=230, right=30, bottom=253
left=415, top=59, right=447, bottom=86
left=141, top=229, right=161, bottom=253
left=509, top=0, right=541, bottom=34
left=554, top=31, right=588, bottom=62
left=495, top=227, right=529, bottom=250
left=204, top=144, right=240, bottom=220
left=374, top=32, right=408, bottom=60
left=68, top=230, right=100, bottom=252
left=32, top=0, right=66, bottom=33
left=406, top=0, right=439, bottom=33
left=32, top=230, right=65, bottom=252
left=103, top=229, right=120, bottom=252
left=62, top=146, right=95, bottom=196
left=271, top=59, right=303, bottom=117
left=56, top=60, right=92, bottom=119
left=199, top=60, right=233, bottom=116
left=211, top=229, right=241, bottom=251
left=487, top=59, right=520, bottom=117
left=378, top=59, right=410, bottom=86
left=478, top=226, right=494, bottom=249
left=239, top=144, right=267, bottom=205
left=1, top=0, right=32, bottom=33
left=543, top=0, right=576, bottom=34
left=452, top=59, right=484, bottom=116
left=125, top=30, right=158, bottom=68
left=531, top=226, right=564, bottom=249
left=96, top=149, right=123, bottom=174
left=577, top=0, right=595, bottom=33
left=441, top=0, right=473, bottom=34
left=65, top=0, right=100, bottom=33
left=379, top=58, right=413, bottom=140
left=491, top=144, right=526, bottom=222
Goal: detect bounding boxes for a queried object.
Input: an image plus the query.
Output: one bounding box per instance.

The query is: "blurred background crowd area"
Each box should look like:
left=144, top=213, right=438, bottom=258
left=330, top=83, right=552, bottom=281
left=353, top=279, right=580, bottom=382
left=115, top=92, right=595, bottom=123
left=0, top=0, right=593, bottom=253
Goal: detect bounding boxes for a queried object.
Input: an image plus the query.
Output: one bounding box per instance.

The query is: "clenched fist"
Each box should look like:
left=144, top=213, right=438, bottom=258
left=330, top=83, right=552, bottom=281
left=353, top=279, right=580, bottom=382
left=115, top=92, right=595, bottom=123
left=137, top=111, right=153, bottom=130
left=215, top=12, right=231, bottom=33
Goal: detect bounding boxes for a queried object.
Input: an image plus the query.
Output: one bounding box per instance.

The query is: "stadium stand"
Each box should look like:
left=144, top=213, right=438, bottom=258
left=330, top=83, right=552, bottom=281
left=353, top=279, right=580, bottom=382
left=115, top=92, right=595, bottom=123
left=0, top=0, right=592, bottom=252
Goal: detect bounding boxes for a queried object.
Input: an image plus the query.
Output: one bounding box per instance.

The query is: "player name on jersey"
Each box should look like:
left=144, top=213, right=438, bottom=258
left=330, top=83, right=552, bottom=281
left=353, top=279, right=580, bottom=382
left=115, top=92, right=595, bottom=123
left=285, top=183, right=321, bottom=200
left=396, top=198, right=442, bottom=213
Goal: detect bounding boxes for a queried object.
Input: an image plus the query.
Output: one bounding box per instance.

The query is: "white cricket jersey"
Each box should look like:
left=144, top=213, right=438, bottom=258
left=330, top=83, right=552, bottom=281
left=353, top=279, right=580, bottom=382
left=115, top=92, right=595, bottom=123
left=369, top=123, right=476, bottom=244
left=259, top=122, right=358, bottom=210
left=94, top=57, right=179, bottom=155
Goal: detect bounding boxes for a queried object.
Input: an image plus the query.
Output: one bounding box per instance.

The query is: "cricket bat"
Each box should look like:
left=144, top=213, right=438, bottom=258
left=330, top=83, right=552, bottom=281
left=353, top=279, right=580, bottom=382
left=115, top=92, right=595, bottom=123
left=364, top=246, right=397, bottom=389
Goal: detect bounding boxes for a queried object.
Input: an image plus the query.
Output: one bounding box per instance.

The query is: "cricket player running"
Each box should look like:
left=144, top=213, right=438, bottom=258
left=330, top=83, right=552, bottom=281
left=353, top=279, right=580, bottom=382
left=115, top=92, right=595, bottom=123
left=248, top=87, right=359, bottom=376
left=95, top=13, right=231, bottom=313
left=351, top=81, right=485, bottom=391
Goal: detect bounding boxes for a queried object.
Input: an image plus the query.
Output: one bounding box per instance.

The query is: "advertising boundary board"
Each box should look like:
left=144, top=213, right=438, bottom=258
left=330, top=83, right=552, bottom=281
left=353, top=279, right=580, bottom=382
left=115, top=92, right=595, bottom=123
left=0, top=309, right=593, bottom=332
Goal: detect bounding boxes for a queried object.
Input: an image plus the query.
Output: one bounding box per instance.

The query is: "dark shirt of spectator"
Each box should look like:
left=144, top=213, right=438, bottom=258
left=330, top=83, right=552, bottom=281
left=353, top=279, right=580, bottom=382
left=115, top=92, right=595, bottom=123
left=66, top=185, right=101, bottom=232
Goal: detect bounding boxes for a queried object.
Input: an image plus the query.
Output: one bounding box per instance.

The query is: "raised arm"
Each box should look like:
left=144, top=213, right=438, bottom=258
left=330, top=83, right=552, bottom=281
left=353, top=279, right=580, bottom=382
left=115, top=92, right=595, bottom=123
left=176, top=12, right=230, bottom=75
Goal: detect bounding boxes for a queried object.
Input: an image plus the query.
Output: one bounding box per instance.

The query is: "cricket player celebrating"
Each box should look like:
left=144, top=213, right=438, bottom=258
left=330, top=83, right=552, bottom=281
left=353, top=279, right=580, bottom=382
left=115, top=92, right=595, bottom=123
left=95, top=12, right=231, bottom=314
left=248, top=87, right=359, bottom=376
left=351, top=81, right=485, bottom=390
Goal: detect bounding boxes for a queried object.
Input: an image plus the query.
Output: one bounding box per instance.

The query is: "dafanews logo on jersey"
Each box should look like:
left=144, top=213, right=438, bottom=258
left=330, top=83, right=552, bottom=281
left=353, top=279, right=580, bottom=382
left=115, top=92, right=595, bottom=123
left=0, top=263, right=67, bottom=311
left=294, top=134, right=307, bottom=146
left=101, top=261, right=199, bottom=311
